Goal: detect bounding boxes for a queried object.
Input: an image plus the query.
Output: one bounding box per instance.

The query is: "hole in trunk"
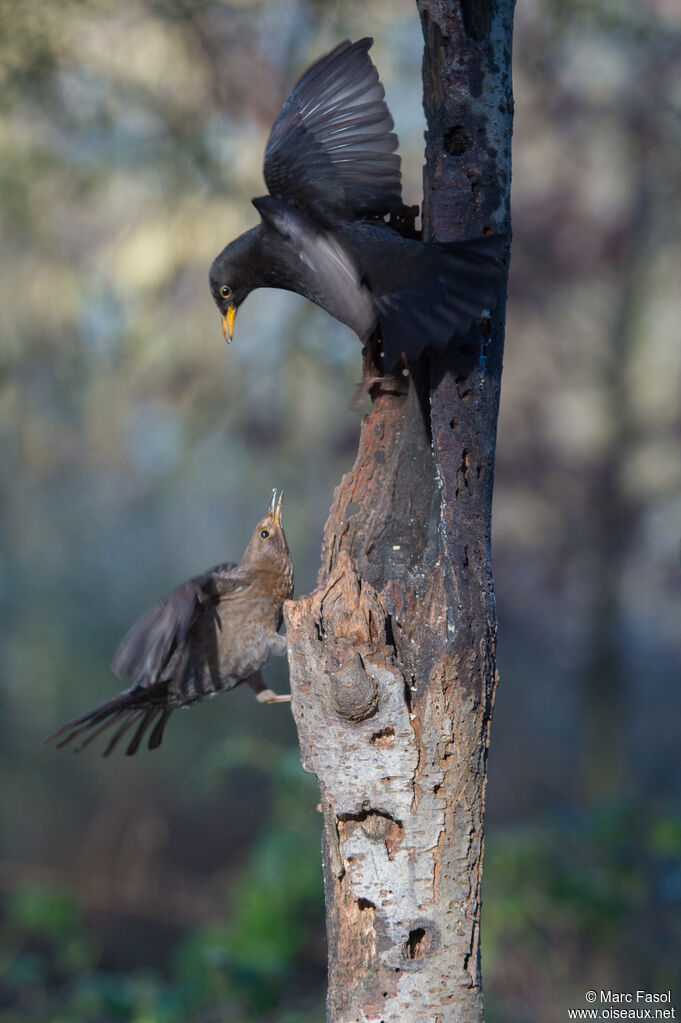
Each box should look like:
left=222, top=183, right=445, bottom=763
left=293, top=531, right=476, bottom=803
left=444, top=124, right=472, bottom=155
left=371, top=726, right=395, bottom=747
left=407, top=927, right=427, bottom=959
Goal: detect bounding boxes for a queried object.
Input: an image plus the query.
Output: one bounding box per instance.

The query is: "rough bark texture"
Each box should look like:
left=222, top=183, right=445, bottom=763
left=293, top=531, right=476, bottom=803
left=284, top=3, right=514, bottom=1020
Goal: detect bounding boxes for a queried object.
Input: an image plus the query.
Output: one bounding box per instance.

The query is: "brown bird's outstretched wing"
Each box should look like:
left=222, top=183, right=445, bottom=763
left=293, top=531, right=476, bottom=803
left=263, top=38, right=402, bottom=220
left=110, top=561, right=240, bottom=685
left=45, top=561, right=244, bottom=757
left=44, top=684, right=173, bottom=757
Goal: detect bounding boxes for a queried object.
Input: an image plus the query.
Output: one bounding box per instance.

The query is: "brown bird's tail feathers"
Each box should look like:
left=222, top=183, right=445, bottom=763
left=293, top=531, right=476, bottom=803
left=44, top=686, right=172, bottom=757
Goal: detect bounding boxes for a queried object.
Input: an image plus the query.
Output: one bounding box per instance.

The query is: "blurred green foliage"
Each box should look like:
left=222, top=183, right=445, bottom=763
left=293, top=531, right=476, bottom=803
left=484, top=803, right=681, bottom=1022
left=0, top=748, right=324, bottom=1022
left=1, top=800, right=678, bottom=1021
left=173, top=750, right=323, bottom=1018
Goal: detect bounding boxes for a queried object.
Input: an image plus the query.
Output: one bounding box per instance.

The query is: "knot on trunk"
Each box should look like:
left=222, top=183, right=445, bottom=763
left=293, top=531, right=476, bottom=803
left=284, top=552, right=409, bottom=781
left=325, top=646, right=379, bottom=722
left=285, top=553, right=390, bottom=723
left=316, top=550, right=389, bottom=648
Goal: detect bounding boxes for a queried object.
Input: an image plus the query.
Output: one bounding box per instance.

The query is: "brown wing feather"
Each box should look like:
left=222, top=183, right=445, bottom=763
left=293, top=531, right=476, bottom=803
left=45, top=561, right=262, bottom=756
left=110, top=561, right=240, bottom=685
left=44, top=682, right=169, bottom=756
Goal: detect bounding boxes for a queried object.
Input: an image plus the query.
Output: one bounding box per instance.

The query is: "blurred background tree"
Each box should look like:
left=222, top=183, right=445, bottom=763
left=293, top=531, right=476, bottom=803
left=0, top=0, right=679, bottom=1020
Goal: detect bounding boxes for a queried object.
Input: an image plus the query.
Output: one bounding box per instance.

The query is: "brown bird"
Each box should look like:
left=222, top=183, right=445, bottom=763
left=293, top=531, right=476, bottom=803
left=46, top=491, right=293, bottom=757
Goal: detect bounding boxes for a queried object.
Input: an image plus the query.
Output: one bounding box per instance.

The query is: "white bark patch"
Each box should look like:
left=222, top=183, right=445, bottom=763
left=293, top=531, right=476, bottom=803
left=286, top=552, right=474, bottom=1022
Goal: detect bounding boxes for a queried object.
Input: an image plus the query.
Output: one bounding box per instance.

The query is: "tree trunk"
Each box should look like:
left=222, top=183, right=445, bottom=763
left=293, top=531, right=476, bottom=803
left=284, top=3, right=514, bottom=1020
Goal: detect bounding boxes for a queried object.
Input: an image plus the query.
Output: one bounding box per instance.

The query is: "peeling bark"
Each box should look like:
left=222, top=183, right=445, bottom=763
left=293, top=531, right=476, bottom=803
left=285, top=3, right=514, bottom=1020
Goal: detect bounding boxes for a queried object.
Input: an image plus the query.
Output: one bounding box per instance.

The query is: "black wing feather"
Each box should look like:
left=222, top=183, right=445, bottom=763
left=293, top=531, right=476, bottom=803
left=264, top=38, right=401, bottom=219
left=371, top=235, right=507, bottom=368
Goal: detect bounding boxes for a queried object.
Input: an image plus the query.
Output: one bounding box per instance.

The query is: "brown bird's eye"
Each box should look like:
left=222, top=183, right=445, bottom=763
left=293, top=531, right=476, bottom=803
left=260, top=529, right=270, bottom=539
left=220, top=284, right=232, bottom=300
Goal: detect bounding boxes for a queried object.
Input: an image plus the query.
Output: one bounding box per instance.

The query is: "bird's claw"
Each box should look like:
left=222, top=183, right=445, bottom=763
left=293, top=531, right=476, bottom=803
left=256, top=689, right=292, bottom=704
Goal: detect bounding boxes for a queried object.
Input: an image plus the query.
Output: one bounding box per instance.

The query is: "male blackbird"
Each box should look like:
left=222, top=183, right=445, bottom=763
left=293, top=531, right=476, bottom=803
left=46, top=491, right=293, bottom=757
left=210, top=37, right=506, bottom=369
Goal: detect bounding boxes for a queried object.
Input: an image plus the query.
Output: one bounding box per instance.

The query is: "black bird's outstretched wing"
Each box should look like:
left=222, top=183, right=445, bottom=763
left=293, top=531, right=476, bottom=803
left=263, top=38, right=402, bottom=220
left=252, top=196, right=376, bottom=340
left=349, top=228, right=508, bottom=368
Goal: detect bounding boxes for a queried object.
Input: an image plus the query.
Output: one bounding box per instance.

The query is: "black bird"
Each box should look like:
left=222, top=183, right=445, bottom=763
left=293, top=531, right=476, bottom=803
left=46, top=491, right=293, bottom=757
left=209, top=37, right=505, bottom=370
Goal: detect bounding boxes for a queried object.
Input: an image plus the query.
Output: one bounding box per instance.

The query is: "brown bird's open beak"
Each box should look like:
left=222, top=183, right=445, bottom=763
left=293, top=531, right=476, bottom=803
left=269, top=489, right=284, bottom=527
left=222, top=304, right=236, bottom=344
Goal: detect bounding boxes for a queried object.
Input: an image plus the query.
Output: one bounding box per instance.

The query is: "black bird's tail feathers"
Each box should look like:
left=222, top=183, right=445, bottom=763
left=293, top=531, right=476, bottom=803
left=45, top=686, right=172, bottom=757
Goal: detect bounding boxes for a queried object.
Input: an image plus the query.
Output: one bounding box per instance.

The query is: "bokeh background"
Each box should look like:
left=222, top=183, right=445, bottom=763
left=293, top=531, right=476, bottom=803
left=1, top=0, right=680, bottom=1020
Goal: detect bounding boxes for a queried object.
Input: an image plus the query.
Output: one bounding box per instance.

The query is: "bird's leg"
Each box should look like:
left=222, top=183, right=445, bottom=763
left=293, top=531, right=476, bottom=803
left=363, top=345, right=409, bottom=398
left=363, top=365, right=410, bottom=396
left=246, top=671, right=291, bottom=705
left=355, top=332, right=408, bottom=404
left=362, top=329, right=382, bottom=380
left=256, top=689, right=292, bottom=704
left=268, top=633, right=288, bottom=657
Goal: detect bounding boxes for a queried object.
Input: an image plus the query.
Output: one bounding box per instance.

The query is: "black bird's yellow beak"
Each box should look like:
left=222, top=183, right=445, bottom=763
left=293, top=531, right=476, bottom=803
left=222, top=304, right=236, bottom=344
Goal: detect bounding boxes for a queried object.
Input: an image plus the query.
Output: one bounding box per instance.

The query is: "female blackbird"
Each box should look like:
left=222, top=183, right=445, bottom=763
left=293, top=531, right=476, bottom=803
left=46, top=491, right=293, bottom=756
left=210, top=37, right=506, bottom=369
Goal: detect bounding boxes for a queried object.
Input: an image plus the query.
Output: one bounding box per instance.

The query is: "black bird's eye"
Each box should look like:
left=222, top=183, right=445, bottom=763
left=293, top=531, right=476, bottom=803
left=260, top=529, right=270, bottom=539
left=220, top=285, right=232, bottom=300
